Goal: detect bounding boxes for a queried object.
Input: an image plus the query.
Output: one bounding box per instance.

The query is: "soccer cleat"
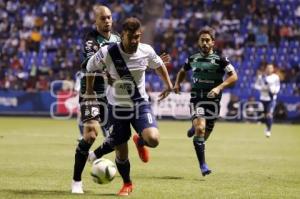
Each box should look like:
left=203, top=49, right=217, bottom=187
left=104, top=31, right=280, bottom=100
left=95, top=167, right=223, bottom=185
left=71, top=180, right=84, bottom=194
left=88, top=151, right=97, bottom=163
left=200, top=163, right=212, bottom=176
left=265, top=130, right=271, bottom=138
left=117, top=183, right=133, bottom=196
left=187, top=126, right=195, bottom=138
left=133, top=134, right=149, bottom=163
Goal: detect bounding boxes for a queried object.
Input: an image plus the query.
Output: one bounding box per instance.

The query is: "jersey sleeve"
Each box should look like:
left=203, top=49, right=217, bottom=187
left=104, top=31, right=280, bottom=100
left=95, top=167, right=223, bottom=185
left=183, top=58, right=192, bottom=71
left=220, top=56, right=235, bottom=73
left=269, top=75, right=281, bottom=94
left=86, top=46, right=107, bottom=72
left=147, top=45, right=165, bottom=69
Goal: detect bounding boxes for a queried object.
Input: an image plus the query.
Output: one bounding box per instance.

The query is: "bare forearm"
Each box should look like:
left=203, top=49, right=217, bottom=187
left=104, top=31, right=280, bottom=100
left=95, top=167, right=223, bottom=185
left=155, top=66, right=173, bottom=89
left=218, top=71, right=238, bottom=90
left=175, top=69, right=186, bottom=86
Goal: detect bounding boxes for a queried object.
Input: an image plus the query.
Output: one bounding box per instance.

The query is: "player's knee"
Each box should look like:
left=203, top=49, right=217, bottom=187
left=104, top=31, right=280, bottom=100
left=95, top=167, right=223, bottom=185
left=148, top=136, right=160, bottom=148
left=142, top=128, right=160, bottom=147
left=266, top=113, right=273, bottom=119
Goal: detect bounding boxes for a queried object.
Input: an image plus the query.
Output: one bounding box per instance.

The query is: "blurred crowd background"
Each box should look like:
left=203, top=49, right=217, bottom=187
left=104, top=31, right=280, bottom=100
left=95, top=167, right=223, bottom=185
left=1, top=0, right=300, bottom=97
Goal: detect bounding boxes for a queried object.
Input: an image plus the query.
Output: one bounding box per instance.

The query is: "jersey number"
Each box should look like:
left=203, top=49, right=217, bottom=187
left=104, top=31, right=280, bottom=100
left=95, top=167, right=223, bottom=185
left=147, top=113, right=153, bottom=124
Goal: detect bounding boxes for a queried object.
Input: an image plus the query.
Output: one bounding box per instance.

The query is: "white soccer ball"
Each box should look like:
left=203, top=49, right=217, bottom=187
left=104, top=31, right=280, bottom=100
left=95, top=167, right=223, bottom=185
left=90, top=158, right=117, bottom=184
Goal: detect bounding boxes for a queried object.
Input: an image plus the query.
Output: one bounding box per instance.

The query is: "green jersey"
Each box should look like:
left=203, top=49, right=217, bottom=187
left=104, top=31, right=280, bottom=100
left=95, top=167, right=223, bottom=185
left=80, top=29, right=121, bottom=101
left=183, top=52, right=234, bottom=99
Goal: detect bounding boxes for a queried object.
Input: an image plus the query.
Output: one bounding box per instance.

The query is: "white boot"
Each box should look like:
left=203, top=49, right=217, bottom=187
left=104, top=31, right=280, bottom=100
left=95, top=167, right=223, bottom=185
left=71, top=180, right=84, bottom=194
left=264, top=130, right=271, bottom=138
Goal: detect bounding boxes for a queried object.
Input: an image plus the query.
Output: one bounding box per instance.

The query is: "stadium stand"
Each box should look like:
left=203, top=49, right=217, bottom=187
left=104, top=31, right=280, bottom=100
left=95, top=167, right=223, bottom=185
left=1, top=0, right=299, bottom=94
left=0, top=0, right=300, bottom=120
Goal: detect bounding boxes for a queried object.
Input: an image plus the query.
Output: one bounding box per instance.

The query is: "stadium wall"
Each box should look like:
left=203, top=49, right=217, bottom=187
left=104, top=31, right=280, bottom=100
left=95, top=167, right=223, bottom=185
left=0, top=91, right=299, bottom=122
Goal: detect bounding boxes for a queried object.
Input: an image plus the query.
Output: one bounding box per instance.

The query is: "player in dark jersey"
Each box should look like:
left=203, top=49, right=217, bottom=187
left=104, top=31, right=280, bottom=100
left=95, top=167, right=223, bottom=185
left=174, top=27, right=238, bottom=176
left=71, top=5, right=120, bottom=194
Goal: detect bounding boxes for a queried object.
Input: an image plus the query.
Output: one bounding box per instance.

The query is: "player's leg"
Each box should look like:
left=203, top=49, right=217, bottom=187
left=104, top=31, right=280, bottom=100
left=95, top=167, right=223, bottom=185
left=265, top=100, right=276, bottom=137
left=192, top=117, right=211, bottom=176
left=105, top=108, right=133, bottom=196
left=204, top=119, right=216, bottom=141
left=72, top=119, right=100, bottom=193
left=115, top=142, right=133, bottom=196
left=89, top=102, right=115, bottom=161
left=131, top=103, right=159, bottom=162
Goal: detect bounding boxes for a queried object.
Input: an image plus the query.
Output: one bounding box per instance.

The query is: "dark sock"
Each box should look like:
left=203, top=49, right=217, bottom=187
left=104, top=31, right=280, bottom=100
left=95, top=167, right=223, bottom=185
left=94, top=141, right=114, bottom=158
left=73, top=139, right=92, bottom=181
left=193, top=136, right=206, bottom=167
left=137, top=136, right=145, bottom=146
left=115, top=158, right=131, bottom=184
left=266, top=117, right=272, bottom=131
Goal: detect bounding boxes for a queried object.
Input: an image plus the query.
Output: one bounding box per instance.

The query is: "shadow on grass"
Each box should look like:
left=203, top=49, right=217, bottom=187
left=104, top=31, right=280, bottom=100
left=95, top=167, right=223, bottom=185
left=0, top=189, right=116, bottom=197
left=135, top=175, right=206, bottom=182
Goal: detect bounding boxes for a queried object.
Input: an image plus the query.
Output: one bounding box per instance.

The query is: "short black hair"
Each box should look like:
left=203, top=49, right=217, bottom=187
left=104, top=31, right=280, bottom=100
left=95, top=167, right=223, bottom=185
left=198, top=26, right=215, bottom=40
left=122, top=17, right=141, bottom=33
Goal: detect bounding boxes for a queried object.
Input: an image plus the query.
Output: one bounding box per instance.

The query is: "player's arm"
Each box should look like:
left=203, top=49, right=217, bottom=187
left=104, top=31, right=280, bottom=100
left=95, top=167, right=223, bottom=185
left=207, top=58, right=238, bottom=98
left=147, top=46, right=173, bottom=101
left=174, top=58, right=191, bottom=93
left=85, top=48, right=106, bottom=96
left=154, top=65, right=173, bottom=101
left=174, top=68, right=187, bottom=94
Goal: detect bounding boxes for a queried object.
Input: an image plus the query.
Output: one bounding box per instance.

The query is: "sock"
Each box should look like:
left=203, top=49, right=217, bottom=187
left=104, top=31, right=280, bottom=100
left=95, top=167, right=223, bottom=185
left=73, top=139, right=92, bottom=181
left=115, top=158, right=131, bottom=184
left=94, top=141, right=114, bottom=159
left=137, top=136, right=146, bottom=146
left=266, top=117, right=272, bottom=131
left=193, top=136, right=206, bottom=167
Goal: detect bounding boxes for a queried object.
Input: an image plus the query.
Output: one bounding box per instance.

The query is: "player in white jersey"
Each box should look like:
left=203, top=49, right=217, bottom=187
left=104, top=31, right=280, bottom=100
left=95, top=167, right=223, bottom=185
left=86, top=17, right=173, bottom=196
left=254, top=64, right=280, bottom=137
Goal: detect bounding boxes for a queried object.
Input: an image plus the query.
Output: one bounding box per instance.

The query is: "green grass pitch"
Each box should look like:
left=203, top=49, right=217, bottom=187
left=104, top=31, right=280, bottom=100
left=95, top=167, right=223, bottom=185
left=0, top=117, right=299, bottom=199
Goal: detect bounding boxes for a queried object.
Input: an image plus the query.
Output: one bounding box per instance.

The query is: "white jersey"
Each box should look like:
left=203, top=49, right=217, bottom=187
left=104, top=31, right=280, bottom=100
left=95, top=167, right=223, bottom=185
left=254, top=73, right=280, bottom=101
left=87, top=42, right=164, bottom=106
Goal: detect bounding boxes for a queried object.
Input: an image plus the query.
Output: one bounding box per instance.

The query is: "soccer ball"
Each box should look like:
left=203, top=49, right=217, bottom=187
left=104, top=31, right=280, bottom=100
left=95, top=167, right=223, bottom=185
left=90, top=158, right=117, bottom=184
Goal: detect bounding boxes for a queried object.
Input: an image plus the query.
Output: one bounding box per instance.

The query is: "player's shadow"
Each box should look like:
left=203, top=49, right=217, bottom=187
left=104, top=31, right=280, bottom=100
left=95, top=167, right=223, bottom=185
left=153, top=176, right=184, bottom=180
left=137, top=175, right=205, bottom=182
left=1, top=189, right=116, bottom=197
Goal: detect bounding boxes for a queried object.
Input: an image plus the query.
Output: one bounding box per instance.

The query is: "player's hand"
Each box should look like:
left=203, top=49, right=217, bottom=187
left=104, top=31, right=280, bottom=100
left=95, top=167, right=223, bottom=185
left=158, top=88, right=172, bottom=102
left=207, top=87, right=221, bottom=98
left=173, top=84, right=181, bottom=94
left=159, top=53, right=171, bottom=65
left=106, top=72, right=116, bottom=86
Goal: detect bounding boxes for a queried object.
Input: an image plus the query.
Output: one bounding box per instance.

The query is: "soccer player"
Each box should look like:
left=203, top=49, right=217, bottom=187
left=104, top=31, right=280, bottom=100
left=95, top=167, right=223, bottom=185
left=72, top=5, right=171, bottom=194
left=254, top=64, right=280, bottom=137
left=71, top=4, right=120, bottom=194
left=86, top=17, right=173, bottom=196
left=174, top=27, right=238, bottom=176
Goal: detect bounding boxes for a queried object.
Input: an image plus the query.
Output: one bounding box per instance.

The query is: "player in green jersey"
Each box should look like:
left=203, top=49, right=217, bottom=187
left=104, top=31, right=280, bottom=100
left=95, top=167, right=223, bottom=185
left=174, top=26, right=238, bottom=176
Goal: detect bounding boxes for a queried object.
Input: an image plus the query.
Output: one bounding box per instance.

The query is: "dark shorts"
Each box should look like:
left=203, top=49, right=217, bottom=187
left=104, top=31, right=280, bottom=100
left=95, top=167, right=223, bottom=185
left=79, top=99, right=108, bottom=127
left=105, top=102, right=157, bottom=146
left=190, top=98, right=220, bottom=133
left=262, top=100, right=276, bottom=115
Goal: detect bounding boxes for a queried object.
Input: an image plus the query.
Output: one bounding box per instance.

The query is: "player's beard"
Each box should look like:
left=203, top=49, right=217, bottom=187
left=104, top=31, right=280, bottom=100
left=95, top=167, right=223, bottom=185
left=127, top=44, right=138, bottom=53
left=201, top=46, right=209, bottom=55
left=103, top=25, right=111, bottom=33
